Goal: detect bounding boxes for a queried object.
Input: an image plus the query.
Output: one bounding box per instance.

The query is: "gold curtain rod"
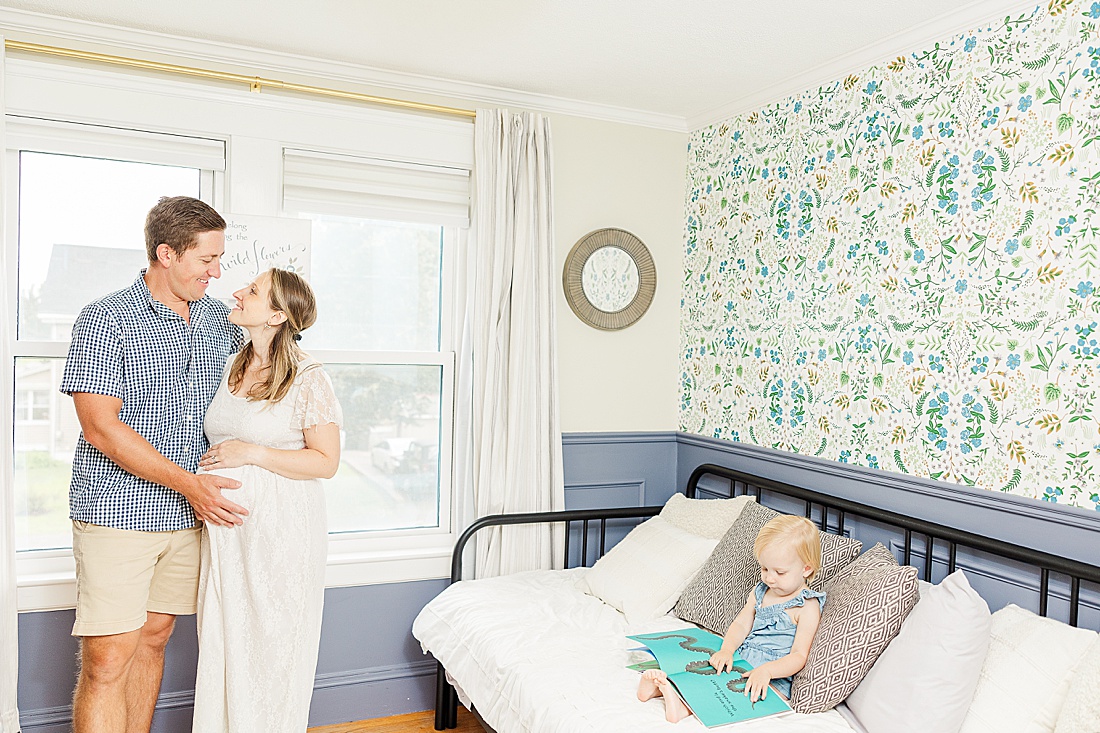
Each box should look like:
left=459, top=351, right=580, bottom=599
left=3, top=39, right=477, bottom=120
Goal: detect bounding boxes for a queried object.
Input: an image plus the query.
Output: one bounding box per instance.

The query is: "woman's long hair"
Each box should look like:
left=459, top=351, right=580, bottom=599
left=228, top=268, right=318, bottom=403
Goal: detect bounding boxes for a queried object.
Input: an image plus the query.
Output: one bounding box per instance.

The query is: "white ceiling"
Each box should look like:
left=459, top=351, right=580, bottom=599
left=0, top=0, right=1033, bottom=130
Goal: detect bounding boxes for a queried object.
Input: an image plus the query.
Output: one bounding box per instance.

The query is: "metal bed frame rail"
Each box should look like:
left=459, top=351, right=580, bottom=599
left=431, top=463, right=1100, bottom=730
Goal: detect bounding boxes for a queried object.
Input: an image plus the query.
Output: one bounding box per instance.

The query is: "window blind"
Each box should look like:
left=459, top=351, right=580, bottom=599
left=283, top=148, right=469, bottom=228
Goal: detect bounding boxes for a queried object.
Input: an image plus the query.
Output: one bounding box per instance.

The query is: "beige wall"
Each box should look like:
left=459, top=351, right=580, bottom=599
left=549, top=114, right=686, bottom=433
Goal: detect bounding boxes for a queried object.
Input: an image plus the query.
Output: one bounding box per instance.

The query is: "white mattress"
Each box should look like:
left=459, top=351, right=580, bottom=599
left=413, top=568, right=858, bottom=733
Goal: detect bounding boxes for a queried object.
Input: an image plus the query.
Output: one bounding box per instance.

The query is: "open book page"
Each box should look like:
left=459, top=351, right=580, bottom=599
left=628, top=629, right=793, bottom=728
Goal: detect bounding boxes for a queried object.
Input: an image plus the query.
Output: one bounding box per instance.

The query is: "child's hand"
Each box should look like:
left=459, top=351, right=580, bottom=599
left=742, top=667, right=772, bottom=703
left=709, top=649, right=735, bottom=674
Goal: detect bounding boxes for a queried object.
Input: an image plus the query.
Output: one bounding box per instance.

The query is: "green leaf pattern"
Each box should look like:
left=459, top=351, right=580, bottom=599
left=680, top=2, right=1100, bottom=511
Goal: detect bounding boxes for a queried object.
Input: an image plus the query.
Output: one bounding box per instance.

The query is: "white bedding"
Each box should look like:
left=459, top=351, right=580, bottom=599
left=413, top=568, right=857, bottom=733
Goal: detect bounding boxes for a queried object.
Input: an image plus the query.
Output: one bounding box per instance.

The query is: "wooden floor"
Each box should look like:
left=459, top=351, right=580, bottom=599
left=308, top=708, right=484, bottom=733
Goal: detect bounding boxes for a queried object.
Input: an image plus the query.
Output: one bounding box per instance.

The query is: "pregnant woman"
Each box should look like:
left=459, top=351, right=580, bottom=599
left=191, top=267, right=342, bottom=732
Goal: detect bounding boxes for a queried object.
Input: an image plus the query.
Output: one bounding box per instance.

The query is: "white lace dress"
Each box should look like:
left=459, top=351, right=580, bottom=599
left=192, top=359, right=342, bottom=733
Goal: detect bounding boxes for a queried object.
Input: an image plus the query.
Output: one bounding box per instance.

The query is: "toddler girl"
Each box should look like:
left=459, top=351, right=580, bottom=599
left=637, top=515, right=825, bottom=722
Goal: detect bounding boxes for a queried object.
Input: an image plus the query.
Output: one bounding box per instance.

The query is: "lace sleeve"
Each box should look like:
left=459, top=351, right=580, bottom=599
left=293, top=365, right=344, bottom=431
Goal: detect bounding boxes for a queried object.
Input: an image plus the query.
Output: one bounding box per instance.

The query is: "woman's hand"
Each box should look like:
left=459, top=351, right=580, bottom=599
left=200, top=440, right=260, bottom=470
left=742, top=666, right=773, bottom=703
left=709, top=649, right=735, bottom=674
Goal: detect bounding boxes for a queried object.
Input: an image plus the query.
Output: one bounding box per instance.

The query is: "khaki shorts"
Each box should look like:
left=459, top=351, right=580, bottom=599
left=71, top=520, right=201, bottom=637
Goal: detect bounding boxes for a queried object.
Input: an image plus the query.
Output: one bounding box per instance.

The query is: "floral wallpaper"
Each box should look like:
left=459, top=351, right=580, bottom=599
left=680, top=0, right=1100, bottom=511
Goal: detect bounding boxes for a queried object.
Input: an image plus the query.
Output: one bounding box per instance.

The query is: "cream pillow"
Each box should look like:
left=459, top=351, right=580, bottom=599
left=1054, top=635, right=1100, bottom=733
left=576, top=515, right=718, bottom=625
left=958, top=604, right=1097, bottom=733
left=845, top=570, right=991, bottom=733
left=659, top=492, right=756, bottom=539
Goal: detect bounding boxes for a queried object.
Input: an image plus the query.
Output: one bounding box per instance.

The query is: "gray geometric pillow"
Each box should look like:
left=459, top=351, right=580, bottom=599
left=674, top=501, right=779, bottom=634
left=790, top=543, right=919, bottom=714
left=674, top=502, right=862, bottom=634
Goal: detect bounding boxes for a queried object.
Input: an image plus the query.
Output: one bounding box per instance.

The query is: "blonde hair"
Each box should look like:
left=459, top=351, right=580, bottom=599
left=753, top=515, right=822, bottom=581
left=228, top=268, right=318, bottom=403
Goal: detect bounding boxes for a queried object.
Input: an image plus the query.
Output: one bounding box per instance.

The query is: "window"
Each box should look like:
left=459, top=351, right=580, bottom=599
left=283, top=149, right=465, bottom=538
left=7, top=119, right=224, bottom=602
left=4, top=59, right=472, bottom=608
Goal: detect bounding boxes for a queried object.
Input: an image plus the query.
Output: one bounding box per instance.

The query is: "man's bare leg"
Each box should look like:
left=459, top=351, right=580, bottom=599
left=73, top=630, right=141, bottom=733
left=125, top=612, right=176, bottom=733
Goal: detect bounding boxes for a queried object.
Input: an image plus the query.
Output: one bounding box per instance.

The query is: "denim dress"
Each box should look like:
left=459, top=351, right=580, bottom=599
left=737, top=582, right=826, bottom=698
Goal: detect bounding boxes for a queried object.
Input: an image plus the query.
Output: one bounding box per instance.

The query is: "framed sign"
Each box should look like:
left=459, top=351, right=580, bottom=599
left=206, top=213, right=312, bottom=302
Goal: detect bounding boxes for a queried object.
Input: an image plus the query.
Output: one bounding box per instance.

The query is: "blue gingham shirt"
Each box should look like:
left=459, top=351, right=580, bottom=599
left=61, top=271, right=243, bottom=531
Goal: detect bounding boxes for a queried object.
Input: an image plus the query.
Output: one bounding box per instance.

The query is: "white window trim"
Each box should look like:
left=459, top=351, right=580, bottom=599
left=5, top=67, right=471, bottom=609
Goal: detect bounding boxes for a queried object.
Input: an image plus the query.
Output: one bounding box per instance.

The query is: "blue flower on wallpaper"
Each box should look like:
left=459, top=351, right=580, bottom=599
left=1090, top=2, right=1100, bottom=18
left=1005, top=238, right=1020, bottom=254
left=737, top=258, right=746, bottom=270
left=778, top=165, right=789, bottom=180
left=804, top=157, right=816, bottom=173
left=914, top=248, right=926, bottom=263
left=847, top=243, right=860, bottom=259
left=876, top=240, right=889, bottom=255
left=1075, top=281, right=1095, bottom=298
left=938, top=120, right=955, bottom=137
left=762, top=167, right=770, bottom=180
left=1071, top=322, right=1098, bottom=356
left=928, top=355, right=945, bottom=373
left=838, top=450, right=851, bottom=464
left=956, top=280, right=968, bottom=294
left=903, top=351, right=914, bottom=365
left=761, top=266, right=770, bottom=276
left=971, top=357, right=989, bottom=374
left=865, top=81, right=878, bottom=95
left=826, top=149, right=835, bottom=162
left=858, top=293, right=871, bottom=307
left=964, top=36, right=978, bottom=52
left=787, top=291, right=796, bottom=302
left=794, top=101, right=803, bottom=113
left=1057, top=216, right=1077, bottom=235
left=817, top=259, right=827, bottom=272
left=818, top=348, right=828, bottom=361
left=1019, top=94, right=1033, bottom=112
left=866, top=454, right=881, bottom=469
left=912, top=124, right=924, bottom=139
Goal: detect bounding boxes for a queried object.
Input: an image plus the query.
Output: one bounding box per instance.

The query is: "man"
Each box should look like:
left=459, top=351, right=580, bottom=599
left=61, top=196, right=247, bottom=733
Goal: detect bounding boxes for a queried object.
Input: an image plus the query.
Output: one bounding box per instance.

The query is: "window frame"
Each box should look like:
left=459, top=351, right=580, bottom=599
left=4, top=60, right=470, bottom=610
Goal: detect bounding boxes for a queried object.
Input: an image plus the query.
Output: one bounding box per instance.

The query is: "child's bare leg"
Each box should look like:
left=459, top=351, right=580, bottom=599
left=637, top=669, right=666, bottom=702
left=654, top=676, right=691, bottom=723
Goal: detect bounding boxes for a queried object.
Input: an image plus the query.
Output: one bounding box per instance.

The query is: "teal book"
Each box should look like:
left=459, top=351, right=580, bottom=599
left=628, top=628, right=793, bottom=728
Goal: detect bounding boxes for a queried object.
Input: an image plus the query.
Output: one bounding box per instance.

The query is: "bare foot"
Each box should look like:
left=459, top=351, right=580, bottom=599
left=637, top=669, right=666, bottom=702
left=654, top=676, right=692, bottom=723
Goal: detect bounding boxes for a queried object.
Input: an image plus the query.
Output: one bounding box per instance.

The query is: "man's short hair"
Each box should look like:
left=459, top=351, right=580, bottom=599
left=144, top=196, right=226, bottom=262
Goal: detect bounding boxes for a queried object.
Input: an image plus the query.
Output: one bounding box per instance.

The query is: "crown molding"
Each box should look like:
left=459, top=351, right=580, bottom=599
left=0, top=7, right=689, bottom=133
left=687, top=0, right=1042, bottom=131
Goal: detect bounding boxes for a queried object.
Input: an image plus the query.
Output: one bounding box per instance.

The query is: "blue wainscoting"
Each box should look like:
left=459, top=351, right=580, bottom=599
left=17, top=580, right=448, bottom=732
left=15, top=430, right=1100, bottom=730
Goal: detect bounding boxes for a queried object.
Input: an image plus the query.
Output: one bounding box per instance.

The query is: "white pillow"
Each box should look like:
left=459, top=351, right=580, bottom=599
left=958, top=604, right=1098, bottom=733
left=659, top=492, right=756, bottom=539
left=1055, top=635, right=1100, bottom=733
left=845, top=570, right=991, bottom=733
left=576, top=515, right=718, bottom=624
